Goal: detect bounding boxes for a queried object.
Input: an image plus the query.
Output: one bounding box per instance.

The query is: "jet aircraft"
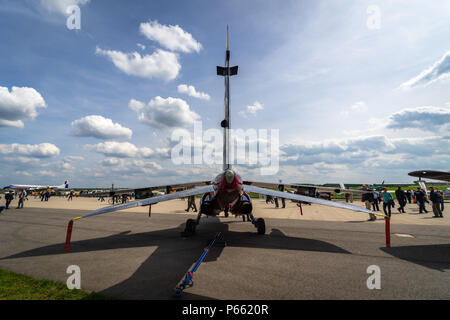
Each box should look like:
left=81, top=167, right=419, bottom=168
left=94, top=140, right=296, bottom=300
left=64, top=28, right=380, bottom=250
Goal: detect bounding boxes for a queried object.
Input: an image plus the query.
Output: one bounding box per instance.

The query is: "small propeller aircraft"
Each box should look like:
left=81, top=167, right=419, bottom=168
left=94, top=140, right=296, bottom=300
left=64, top=28, right=379, bottom=251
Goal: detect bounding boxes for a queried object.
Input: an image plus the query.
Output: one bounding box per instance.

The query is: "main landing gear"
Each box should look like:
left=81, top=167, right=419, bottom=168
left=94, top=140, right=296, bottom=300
left=182, top=209, right=203, bottom=236
left=182, top=211, right=266, bottom=236
left=247, top=213, right=265, bottom=235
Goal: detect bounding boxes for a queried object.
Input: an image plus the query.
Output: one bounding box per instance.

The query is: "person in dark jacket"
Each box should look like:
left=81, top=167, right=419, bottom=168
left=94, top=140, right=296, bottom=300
left=363, top=185, right=376, bottom=221
left=395, top=187, right=407, bottom=213
left=415, top=188, right=428, bottom=213
left=406, top=189, right=412, bottom=204
left=429, top=187, right=443, bottom=218
left=5, top=191, right=13, bottom=209
left=278, top=184, right=286, bottom=208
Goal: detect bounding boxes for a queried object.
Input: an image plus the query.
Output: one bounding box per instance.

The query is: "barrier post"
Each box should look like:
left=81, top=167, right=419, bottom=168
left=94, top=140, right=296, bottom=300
left=148, top=204, right=152, bottom=217
left=299, top=202, right=303, bottom=216
left=385, top=216, right=391, bottom=248
left=64, top=220, right=73, bottom=252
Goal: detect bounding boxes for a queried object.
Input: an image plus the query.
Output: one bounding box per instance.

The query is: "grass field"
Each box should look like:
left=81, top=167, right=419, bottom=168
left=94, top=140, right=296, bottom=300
left=0, top=268, right=113, bottom=300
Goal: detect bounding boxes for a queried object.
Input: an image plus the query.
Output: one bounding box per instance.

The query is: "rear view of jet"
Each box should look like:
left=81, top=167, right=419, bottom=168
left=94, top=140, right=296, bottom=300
left=217, top=26, right=238, bottom=171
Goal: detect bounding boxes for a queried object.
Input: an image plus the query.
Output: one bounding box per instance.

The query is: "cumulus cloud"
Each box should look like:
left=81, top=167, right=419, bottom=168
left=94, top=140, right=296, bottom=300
left=239, top=101, right=264, bottom=118
left=280, top=135, right=449, bottom=168
left=0, top=143, right=60, bottom=158
left=400, top=51, right=450, bottom=89
left=40, top=0, right=89, bottom=14
left=129, top=96, right=200, bottom=130
left=386, top=106, right=450, bottom=132
left=96, top=47, right=181, bottom=81
left=87, top=141, right=170, bottom=159
left=139, top=20, right=202, bottom=53
left=71, top=115, right=133, bottom=140
left=177, top=84, right=210, bottom=100
left=0, top=86, right=46, bottom=128
left=64, top=155, right=84, bottom=162
left=101, top=157, right=124, bottom=167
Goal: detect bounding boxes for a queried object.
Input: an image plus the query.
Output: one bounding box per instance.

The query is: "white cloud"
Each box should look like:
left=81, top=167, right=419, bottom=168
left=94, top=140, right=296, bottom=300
left=139, top=20, right=202, bottom=53
left=177, top=84, right=210, bottom=100
left=129, top=96, right=200, bottom=129
left=137, top=43, right=146, bottom=50
left=15, top=170, right=32, bottom=177
left=40, top=0, right=90, bottom=14
left=239, top=101, right=264, bottom=118
left=101, top=157, right=124, bottom=167
left=0, top=86, right=46, bottom=128
left=39, top=170, right=56, bottom=177
left=387, top=106, right=450, bottom=132
left=96, top=47, right=181, bottom=81
left=64, top=156, right=84, bottom=162
left=340, top=101, right=368, bottom=118
left=400, top=51, right=450, bottom=89
left=71, top=115, right=133, bottom=140
left=87, top=141, right=169, bottom=159
left=0, top=143, right=60, bottom=158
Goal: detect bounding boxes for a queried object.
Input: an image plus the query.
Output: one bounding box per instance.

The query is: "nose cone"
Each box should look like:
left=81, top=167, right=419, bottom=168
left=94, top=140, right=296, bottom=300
left=225, top=170, right=235, bottom=184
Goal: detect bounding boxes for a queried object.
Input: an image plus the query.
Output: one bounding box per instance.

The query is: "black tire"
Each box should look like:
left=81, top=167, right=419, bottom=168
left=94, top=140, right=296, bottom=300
left=255, top=218, right=265, bottom=235
left=185, top=219, right=196, bottom=235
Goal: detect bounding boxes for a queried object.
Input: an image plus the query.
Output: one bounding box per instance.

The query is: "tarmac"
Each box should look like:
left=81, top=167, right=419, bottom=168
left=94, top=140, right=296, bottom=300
left=0, top=197, right=449, bottom=299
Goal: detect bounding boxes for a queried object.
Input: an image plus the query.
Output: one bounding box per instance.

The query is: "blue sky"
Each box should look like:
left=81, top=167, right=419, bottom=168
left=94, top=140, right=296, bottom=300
left=0, top=0, right=449, bottom=188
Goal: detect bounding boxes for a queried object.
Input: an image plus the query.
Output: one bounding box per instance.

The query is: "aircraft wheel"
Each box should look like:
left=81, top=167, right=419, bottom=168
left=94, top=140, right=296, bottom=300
left=255, top=218, right=265, bottom=235
left=184, top=219, right=196, bottom=235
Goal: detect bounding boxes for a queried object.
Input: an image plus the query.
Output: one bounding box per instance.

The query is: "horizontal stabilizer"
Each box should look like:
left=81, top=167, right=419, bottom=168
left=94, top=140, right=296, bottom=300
left=217, top=66, right=238, bottom=76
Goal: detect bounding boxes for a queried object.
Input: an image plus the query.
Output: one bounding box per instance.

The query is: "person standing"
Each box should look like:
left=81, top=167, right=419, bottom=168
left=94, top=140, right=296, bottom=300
left=16, top=190, right=26, bottom=209
left=406, top=189, right=412, bottom=204
left=395, top=187, right=407, bottom=213
left=278, top=184, right=286, bottom=208
left=68, top=191, right=74, bottom=201
left=429, top=187, right=443, bottom=218
left=415, top=188, right=428, bottom=213
left=363, top=185, right=376, bottom=221
left=381, top=188, right=394, bottom=217
left=436, top=188, right=445, bottom=212
left=5, top=191, right=13, bottom=209
left=185, top=195, right=197, bottom=212
left=372, top=190, right=380, bottom=211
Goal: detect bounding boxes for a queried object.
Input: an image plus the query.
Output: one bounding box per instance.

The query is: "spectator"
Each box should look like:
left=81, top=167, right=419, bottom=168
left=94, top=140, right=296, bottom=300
left=16, top=189, right=26, bottom=209
left=362, top=185, right=376, bottom=221
left=381, top=188, right=394, bottom=217
left=414, top=188, right=428, bottom=214
left=5, top=191, right=13, bottom=209
left=406, top=189, right=412, bottom=204
left=395, top=187, right=407, bottom=213
left=436, top=188, right=445, bottom=212
left=429, top=187, right=443, bottom=218
left=278, top=184, right=286, bottom=208
left=372, top=190, right=380, bottom=211
left=185, top=195, right=197, bottom=212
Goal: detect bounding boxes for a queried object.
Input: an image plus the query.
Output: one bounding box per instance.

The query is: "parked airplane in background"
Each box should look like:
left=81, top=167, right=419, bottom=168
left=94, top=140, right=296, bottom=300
left=64, top=28, right=381, bottom=251
left=409, top=170, right=450, bottom=198
left=3, top=181, right=69, bottom=191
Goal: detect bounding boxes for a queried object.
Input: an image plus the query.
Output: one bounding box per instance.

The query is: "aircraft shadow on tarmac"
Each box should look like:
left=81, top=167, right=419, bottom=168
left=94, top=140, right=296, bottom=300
left=1, top=216, right=350, bottom=299
left=381, top=244, right=450, bottom=272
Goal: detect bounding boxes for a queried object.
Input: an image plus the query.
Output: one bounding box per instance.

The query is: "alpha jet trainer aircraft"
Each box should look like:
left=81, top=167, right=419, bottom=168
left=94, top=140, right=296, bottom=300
left=64, top=29, right=380, bottom=250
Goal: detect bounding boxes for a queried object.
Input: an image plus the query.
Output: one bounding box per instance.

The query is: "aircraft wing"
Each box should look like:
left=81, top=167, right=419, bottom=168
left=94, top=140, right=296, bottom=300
left=71, top=185, right=214, bottom=221
left=408, top=170, right=450, bottom=183
left=243, top=185, right=384, bottom=216
left=90, top=180, right=211, bottom=197
left=243, top=181, right=368, bottom=194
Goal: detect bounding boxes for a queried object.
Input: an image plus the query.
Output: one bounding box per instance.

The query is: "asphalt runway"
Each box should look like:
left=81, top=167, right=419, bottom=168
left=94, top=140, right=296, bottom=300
left=0, top=207, right=449, bottom=299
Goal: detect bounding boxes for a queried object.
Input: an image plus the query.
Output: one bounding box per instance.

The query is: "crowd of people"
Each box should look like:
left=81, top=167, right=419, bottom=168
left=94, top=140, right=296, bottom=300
left=361, top=185, right=445, bottom=220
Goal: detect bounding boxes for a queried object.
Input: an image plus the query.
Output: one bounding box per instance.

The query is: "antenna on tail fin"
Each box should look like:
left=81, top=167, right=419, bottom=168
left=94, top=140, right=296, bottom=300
left=217, top=26, right=238, bottom=171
